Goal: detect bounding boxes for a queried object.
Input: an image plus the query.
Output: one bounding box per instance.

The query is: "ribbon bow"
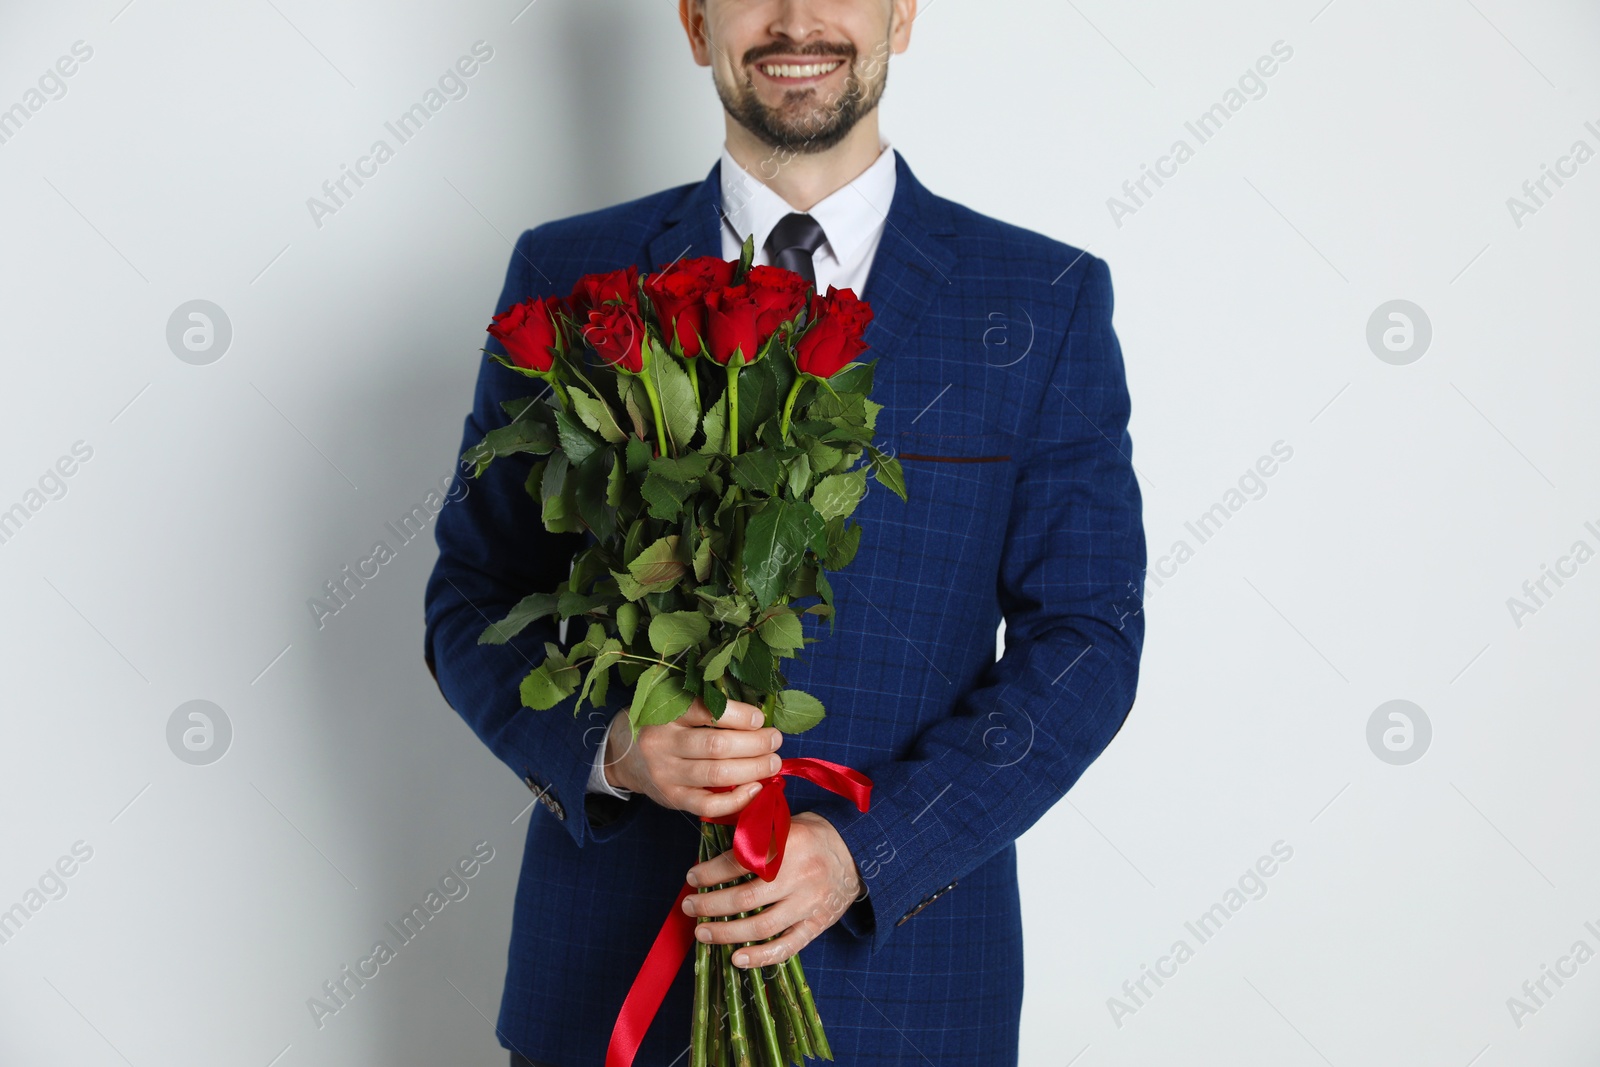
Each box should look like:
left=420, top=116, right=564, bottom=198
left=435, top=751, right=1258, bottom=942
left=604, top=756, right=872, bottom=1067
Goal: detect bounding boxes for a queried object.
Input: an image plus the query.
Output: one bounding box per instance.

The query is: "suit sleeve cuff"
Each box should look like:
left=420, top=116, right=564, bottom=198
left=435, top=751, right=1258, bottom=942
left=587, top=715, right=635, bottom=800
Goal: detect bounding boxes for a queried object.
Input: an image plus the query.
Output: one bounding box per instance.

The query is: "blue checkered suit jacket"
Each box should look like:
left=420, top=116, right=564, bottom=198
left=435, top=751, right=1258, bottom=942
left=424, top=151, right=1145, bottom=1066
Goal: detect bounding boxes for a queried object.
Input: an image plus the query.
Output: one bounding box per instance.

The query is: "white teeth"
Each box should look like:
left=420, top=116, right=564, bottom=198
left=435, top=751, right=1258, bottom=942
left=759, top=61, right=842, bottom=78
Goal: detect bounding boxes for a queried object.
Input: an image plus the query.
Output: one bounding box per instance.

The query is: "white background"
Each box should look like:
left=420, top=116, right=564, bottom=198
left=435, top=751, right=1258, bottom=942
left=1, top=1, right=1596, bottom=1064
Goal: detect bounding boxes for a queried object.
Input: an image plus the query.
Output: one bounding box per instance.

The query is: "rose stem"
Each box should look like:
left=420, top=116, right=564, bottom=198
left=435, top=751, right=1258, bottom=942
left=778, top=376, right=804, bottom=440
left=711, top=823, right=754, bottom=1067
left=722, top=939, right=754, bottom=1067
left=771, top=960, right=812, bottom=1062
left=543, top=373, right=573, bottom=413
left=692, top=822, right=716, bottom=1067
left=785, top=955, right=832, bottom=1061
left=744, top=955, right=784, bottom=1067
left=711, top=823, right=784, bottom=1064
left=726, top=356, right=741, bottom=457
left=765, top=965, right=800, bottom=1065
left=710, top=943, right=728, bottom=1067
left=637, top=351, right=670, bottom=458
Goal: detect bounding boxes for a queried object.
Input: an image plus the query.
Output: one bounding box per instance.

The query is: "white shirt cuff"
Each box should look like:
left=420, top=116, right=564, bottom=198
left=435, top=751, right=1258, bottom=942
left=586, top=715, right=633, bottom=799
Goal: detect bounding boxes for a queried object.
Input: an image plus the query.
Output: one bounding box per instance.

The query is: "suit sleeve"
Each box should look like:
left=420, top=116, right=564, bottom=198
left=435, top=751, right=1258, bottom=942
left=424, top=228, right=641, bottom=848
left=805, top=255, right=1146, bottom=954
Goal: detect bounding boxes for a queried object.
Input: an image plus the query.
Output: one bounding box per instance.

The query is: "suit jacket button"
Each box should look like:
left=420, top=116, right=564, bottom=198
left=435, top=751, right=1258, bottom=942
left=895, top=880, right=958, bottom=926
left=523, top=776, right=566, bottom=821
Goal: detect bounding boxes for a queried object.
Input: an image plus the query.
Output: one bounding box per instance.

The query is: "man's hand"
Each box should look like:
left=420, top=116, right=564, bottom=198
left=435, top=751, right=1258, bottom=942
left=681, top=812, right=863, bottom=968
left=604, top=698, right=783, bottom=818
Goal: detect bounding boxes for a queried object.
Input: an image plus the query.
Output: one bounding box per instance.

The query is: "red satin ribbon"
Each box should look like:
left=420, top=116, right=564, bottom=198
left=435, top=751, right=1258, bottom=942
left=603, top=756, right=872, bottom=1067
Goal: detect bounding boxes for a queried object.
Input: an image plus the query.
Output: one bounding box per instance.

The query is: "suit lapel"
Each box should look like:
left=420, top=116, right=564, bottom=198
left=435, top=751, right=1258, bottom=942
left=858, top=152, right=957, bottom=369
left=648, top=162, right=724, bottom=269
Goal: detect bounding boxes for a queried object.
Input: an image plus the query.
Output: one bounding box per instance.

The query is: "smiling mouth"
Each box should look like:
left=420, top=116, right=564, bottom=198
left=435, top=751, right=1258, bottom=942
left=756, top=59, right=845, bottom=81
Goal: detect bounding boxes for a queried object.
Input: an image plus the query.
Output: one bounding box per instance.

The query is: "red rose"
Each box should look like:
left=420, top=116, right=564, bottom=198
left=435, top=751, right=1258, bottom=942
left=703, top=283, right=767, bottom=366
left=743, top=264, right=810, bottom=336
left=487, top=296, right=563, bottom=373
left=643, top=256, right=735, bottom=359
left=795, top=286, right=873, bottom=378
left=583, top=303, right=646, bottom=373
left=569, top=266, right=639, bottom=318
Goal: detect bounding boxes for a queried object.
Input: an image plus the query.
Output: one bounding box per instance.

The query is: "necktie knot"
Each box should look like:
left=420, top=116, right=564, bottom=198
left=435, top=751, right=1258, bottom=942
left=765, top=212, right=827, bottom=286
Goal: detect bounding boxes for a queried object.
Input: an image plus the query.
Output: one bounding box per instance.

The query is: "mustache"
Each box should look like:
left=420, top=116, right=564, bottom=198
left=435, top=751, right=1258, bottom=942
left=742, top=41, right=856, bottom=67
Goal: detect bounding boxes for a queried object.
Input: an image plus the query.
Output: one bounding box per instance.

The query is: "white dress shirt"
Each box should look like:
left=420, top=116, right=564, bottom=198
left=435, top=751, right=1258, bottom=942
left=718, top=141, right=897, bottom=294
left=585, top=142, right=899, bottom=802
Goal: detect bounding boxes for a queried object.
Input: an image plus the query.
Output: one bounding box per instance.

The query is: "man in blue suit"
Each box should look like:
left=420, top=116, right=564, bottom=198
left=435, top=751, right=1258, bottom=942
left=424, top=1, right=1145, bottom=1063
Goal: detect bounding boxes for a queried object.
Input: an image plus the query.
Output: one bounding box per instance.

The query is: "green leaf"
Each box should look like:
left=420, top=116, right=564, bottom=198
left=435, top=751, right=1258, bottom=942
left=606, top=449, right=627, bottom=507
left=618, top=375, right=651, bottom=439
left=627, top=534, right=686, bottom=593
left=797, top=498, right=827, bottom=555
left=815, top=569, right=835, bottom=629
left=616, top=601, right=640, bottom=644
left=826, top=362, right=874, bottom=396
left=862, top=397, right=883, bottom=433
left=693, top=534, right=713, bottom=582
left=771, top=688, right=826, bottom=733
left=648, top=610, right=711, bottom=657
left=556, top=408, right=604, bottom=466
left=732, top=451, right=783, bottom=495
left=630, top=664, right=694, bottom=732
left=613, top=570, right=646, bottom=601
left=462, top=418, right=557, bottom=476
left=806, top=441, right=844, bottom=475
left=701, top=639, right=738, bottom=682
left=811, top=468, right=867, bottom=522
left=520, top=661, right=578, bottom=711
left=570, top=387, right=627, bottom=443
left=648, top=346, right=699, bottom=453
left=625, top=434, right=651, bottom=474
left=478, top=592, right=559, bottom=645
left=649, top=452, right=711, bottom=483
left=557, top=588, right=613, bottom=618
left=728, top=632, right=777, bottom=692
left=785, top=453, right=811, bottom=498
left=570, top=547, right=608, bottom=596
left=541, top=452, right=581, bottom=533
left=736, top=355, right=782, bottom=441
left=641, top=472, right=694, bottom=520
left=758, top=610, right=804, bottom=654
left=823, top=520, right=862, bottom=569
left=702, top=680, right=728, bottom=719
left=741, top=499, right=809, bottom=608
left=699, top=391, right=727, bottom=454
left=572, top=451, right=616, bottom=542
left=523, top=458, right=546, bottom=504
left=696, top=590, right=751, bottom=626
left=866, top=445, right=907, bottom=501
left=501, top=395, right=540, bottom=422
left=576, top=638, right=623, bottom=708
left=808, top=386, right=864, bottom=422
left=736, top=233, right=755, bottom=279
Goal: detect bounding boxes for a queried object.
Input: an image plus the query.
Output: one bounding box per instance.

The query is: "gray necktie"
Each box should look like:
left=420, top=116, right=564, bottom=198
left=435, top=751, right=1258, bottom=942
left=765, top=213, right=827, bottom=287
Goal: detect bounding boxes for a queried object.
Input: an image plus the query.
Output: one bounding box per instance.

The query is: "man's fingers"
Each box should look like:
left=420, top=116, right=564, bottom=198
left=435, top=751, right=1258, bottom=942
left=683, top=753, right=782, bottom=789
left=689, top=781, right=764, bottom=819
left=705, top=700, right=764, bottom=730
left=677, top=699, right=712, bottom=727
left=681, top=723, right=781, bottom=760
left=685, top=863, right=779, bottom=916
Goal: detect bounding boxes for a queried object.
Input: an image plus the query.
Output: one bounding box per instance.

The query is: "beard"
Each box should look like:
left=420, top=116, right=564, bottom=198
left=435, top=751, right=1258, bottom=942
left=713, top=42, right=888, bottom=155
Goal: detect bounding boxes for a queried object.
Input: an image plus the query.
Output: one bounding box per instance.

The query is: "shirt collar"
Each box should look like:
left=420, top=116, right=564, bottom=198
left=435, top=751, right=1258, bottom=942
left=719, top=142, right=897, bottom=266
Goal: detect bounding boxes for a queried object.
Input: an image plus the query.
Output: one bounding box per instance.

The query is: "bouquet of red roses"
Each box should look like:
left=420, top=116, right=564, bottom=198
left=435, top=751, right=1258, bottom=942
left=463, top=238, right=904, bottom=1066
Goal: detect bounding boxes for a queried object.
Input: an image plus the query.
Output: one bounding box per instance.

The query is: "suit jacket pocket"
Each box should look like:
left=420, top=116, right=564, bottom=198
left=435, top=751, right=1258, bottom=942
left=895, top=431, right=1014, bottom=464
